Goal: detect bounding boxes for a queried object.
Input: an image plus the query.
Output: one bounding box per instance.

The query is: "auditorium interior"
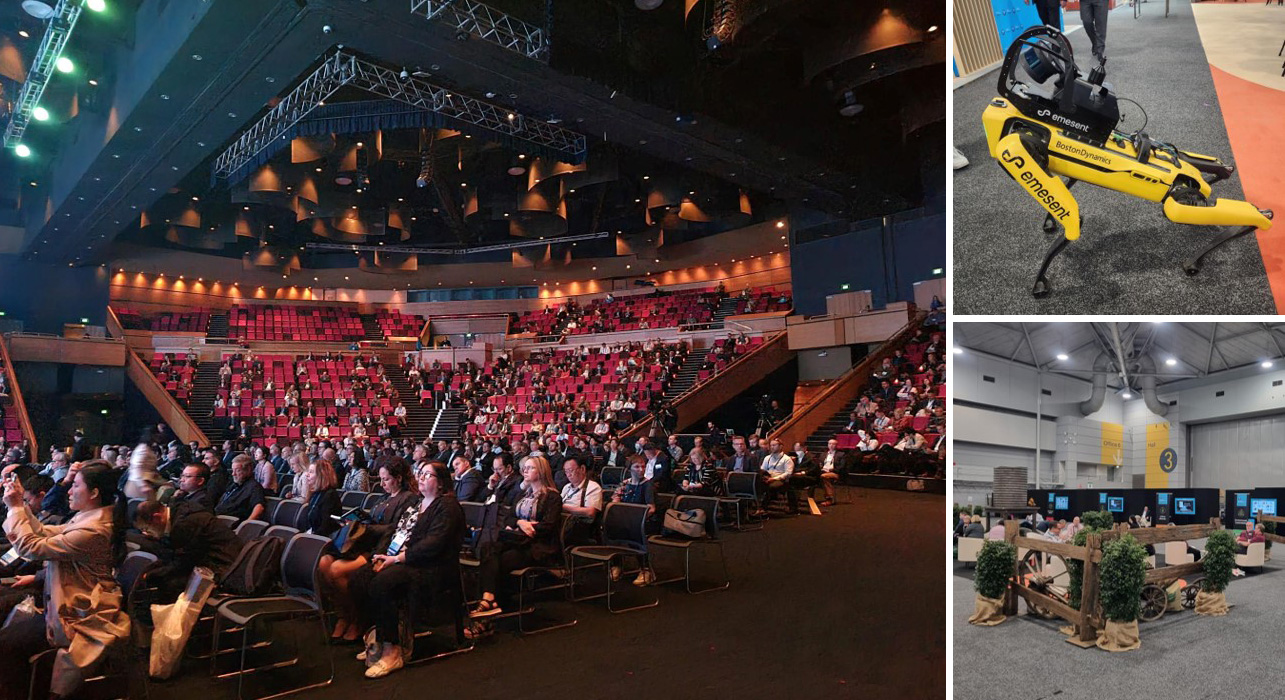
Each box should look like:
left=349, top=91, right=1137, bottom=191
left=0, top=1, right=945, bottom=698
left=953, top=321, right=1285, bottom=697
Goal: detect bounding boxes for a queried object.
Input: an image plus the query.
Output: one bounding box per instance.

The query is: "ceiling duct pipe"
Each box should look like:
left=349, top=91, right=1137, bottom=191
left=1135, top=354, right=1170, bottom=417
left=1079, top=351, right=1111, bottom=416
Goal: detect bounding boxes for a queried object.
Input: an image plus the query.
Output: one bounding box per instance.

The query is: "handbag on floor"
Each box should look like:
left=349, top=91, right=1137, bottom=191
left=663, top=508, right=707, bottom=539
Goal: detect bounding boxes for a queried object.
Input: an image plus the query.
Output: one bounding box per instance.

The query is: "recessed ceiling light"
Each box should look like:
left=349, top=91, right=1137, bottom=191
left=1263, top=361, right=1275, bottom=369
left=952, top=347, right=963, bottom=355
left=17, top=30, right=29, bottom=38
left=1056, top=353, right=1068, bottom=361
left=1165, top=358, right=1177, bottom=366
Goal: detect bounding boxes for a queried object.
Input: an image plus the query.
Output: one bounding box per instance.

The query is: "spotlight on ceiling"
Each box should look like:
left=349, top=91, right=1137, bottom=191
left=1165, top=358, right=1177, bottom=366
left=55, top=56, right=74, bottom=73
left=952, top=347, right=963, bottom=355
left=86, top=0, right=106, bottom=11
left=32, top=106, right=49, bottom=121
left=1122, top=391, right=1133, bottom=400
left=14, top=144, right=32, bottom=158
left=1263, top=361, right=1275, bottom=369
left=22, top=1, right=56, bottom=19
left=1056, top=353, right=1068, bottom=361
left=837, top=90, right=863, bottom=117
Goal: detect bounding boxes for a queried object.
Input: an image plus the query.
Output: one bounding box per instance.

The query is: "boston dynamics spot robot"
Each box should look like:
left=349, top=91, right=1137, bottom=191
left=982, top=27, right=1274, bottom=298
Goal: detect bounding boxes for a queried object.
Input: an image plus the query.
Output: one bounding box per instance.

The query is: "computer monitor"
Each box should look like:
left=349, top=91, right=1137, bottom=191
left=1107, top=496, right=1124, bottom=513
left=1250, top=498, right=1278, bottom=518
left=1055, top=496, right=1069, bottom=510
left=1175, top=498, right=1196, bottom=516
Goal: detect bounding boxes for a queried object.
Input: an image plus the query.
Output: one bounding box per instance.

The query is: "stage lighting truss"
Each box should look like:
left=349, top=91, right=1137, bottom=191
left=212, top=51, right=586, bottom=183
left=305, top=230, right=609, bottom=256
left=409, top=0, right=550, bottom=62
left=3, top=0, right=83, bottom=150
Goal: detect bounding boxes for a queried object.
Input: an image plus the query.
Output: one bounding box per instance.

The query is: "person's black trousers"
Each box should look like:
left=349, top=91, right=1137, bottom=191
left=0, top=613, right=52, bottom=696
left=1034, top=0, right=1062, bottom=30
left=1080, top=0, right=1109, bottom=64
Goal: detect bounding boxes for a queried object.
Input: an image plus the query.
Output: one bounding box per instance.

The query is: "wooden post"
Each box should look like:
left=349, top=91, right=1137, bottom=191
left=1079, top=532, right=1101, bottom=644
left=1003, top=519, right=1020, bottom=616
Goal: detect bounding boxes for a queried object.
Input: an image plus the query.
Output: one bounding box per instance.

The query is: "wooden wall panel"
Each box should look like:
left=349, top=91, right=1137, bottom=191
left=954, top=0, right=1004, bottom=79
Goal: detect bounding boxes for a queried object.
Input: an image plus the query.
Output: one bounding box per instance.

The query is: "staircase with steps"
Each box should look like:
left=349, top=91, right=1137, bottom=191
left=803, top=394, right=867, bottom=454
left=359, top=314, right=384, bottom=342
left=187, top=361, right=224, bottom=439
left=431, top=406, right=466, bottom=441
left=711, top=297, right=738, bottom=327
left=206, top=313, right=229, bottom=340
left=382, top=365, right=438, bottom=441
left=662, top=347, right=712, bottom=403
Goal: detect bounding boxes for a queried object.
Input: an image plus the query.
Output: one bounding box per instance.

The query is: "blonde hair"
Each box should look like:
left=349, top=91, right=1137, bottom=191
left=519, top=455, right=557, bottom=495
left=971, top=515, right=982, bottom=524
left=309, top=457, right=338, bottom=492
left=290, top=453, right=311, bottom=501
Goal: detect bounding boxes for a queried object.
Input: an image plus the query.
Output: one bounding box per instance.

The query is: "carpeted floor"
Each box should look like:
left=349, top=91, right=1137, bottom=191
left=146, top=487, right=946, bottom=700
left=953, top=553, right=1285, bottom=698
left=952, top=0, right=1275, bottom=314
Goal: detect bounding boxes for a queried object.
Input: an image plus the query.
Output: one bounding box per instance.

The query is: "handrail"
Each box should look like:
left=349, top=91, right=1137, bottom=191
left=618, top=331, right=790, bottom=440
left=768, top=311, right=927, bottom=448
left=105, top=305, right=125, bottom=339
left=0, top=335, right=38, bottom=459
left=123, top=349, right=210, bottom=446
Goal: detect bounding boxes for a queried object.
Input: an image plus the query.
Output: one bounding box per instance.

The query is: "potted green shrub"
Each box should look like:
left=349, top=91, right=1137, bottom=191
left=1196, top=530, right=1235, bottom=616
left=1081, top=510, right=1115, bottom=531
left=968, top=540, right=1016, bottom=626
left=1096, top=534, right=1146, bottom=652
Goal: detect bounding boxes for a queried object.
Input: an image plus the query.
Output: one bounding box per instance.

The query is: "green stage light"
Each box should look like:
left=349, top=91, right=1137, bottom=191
left=55, top=57, right=74, bottom=73
left=33, top=106, right=50, bottom=121
left=14, top=144, right=32, bottom=158
left=87, top=0, right=107, bottom=11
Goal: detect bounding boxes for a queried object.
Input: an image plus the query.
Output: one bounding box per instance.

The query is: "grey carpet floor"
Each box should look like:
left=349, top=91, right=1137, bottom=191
left=953, top=556, right=1285, bottom=699
left=952, top=0, right=1274, bottom=314
left=149, top=488, right=946, bottom=700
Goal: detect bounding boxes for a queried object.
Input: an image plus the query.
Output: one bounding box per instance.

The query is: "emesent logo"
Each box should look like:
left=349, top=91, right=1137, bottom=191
left=1000, top=149, right=1025, bottom=168
left=1036, top=108, right=1091, bottom=133
left=1018, top=170, right=1071, bottom=221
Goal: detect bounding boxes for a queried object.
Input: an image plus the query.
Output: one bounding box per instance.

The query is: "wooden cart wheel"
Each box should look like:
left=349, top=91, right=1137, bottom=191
left=1181, top=581, right=1202, bottom=610
left=1139, top=583, right=1168, bottom=622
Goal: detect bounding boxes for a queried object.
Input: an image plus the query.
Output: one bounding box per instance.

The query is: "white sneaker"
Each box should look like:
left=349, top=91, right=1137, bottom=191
left=364, top=647, right=404, bottom=678
left=953, top=147, right=969, bottom=170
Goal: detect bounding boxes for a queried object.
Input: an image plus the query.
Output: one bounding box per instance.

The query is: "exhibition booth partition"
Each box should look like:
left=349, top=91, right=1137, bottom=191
left=1025, top=488, right=1222, bottom=526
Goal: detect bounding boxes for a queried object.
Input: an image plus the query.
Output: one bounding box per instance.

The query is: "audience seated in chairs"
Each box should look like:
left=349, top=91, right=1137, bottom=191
left=468, top=455, right=563, bottom=633
left=756, top=438, right=796, bottom=515
left=171, top=463, right=216, bottom=515
left=560, top=457, right=603, bottom=544
left=790, top=442, right=820, bottom=504
left=130, top=498, right=242, bottom=603
left=319, top=457, right=421, bottom=642
left=349, top=461, right=464, bottom=678
left=817, top=439, right=847, bottom=506
left=452, top=455, right=485, bottom=503
left=0, top=461, right=131, bottom=699
left=302, top=458, right=343, bottom=537
left=677, top=447, right=720, bottom=497
left=482, top=452, right=523, bottom=508
left=215, top=454, right=266, bottom=523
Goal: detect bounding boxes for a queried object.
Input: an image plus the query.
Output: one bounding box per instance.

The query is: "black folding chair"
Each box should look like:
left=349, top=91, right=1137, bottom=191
left=271, top=500, right=303, bottom=529
left=599, top=466, right=626, bottom=488
left=720, top=471, right=765, bottom=531
left=211, top=533, right=335, bottom=699
left=261, top=497, right=283, bottom=524
left=340, top=490, right=367, bottom=510
left=569, top=502, right=660, bottom=613
left=648, top=496, right=730, bottom=594
left=218, top=514, right=242, bottom=529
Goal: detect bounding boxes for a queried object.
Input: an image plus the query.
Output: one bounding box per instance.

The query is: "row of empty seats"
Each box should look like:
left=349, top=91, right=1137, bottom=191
left=114, top=307, right=213, bottom=334
left=374, top=309, right=426, bottom=338
left=227, top=305, right=365, bottom=342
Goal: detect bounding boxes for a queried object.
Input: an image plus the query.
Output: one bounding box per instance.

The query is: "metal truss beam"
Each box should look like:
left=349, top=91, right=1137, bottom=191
left=410, top=0, right=549, bottom=62
left=212, top=51, right=586, bottom=183
left=3, top=0, right=83, bottom=149
left=305, top=230, right=608, bottom=255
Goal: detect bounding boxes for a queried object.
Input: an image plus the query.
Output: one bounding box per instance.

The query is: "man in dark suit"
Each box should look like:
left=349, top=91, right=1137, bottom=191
left=602, top=438, right=632, bottom=470
left=642, top=443, right=674, bottom=493
left=724, top=437, right=761, bottom=474
left=817, top=438, right=848, bottom=506
left=451, top=455, right=485, bottom=503
left=171, top=463, right=216, bottom=516
left=132, top=499, right=243, bottom=603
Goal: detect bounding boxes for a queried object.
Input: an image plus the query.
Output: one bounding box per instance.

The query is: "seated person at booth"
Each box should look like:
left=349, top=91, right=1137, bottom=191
left=319, top=458, right=421, bottom=643
left=0, top=461, right=131, bottom=699
left=355, top=462, right=464, bottom=679
left=131, top=499, right=242, bottom=603
left=1236, top=521, right=1265, bottom=553
left=963, top=515, right=985, bottom=538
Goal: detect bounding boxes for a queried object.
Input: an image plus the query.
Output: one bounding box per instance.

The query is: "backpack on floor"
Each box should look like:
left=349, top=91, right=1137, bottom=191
left=218, top=535, right=284, bottom=596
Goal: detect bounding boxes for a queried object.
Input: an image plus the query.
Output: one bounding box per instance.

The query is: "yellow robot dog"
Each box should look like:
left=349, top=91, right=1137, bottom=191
left=982, top=26, right=1273, bottom=298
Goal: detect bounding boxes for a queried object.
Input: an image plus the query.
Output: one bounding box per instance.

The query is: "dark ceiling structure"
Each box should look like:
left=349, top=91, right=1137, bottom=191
left=0, top=0, right=945, bottom=274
